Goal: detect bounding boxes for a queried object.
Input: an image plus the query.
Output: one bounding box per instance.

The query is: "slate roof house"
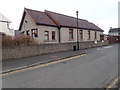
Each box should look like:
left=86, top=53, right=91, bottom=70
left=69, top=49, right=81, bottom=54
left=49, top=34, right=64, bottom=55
left=19, top=8, right=104, bottom=44
left=108, top=27, right=120, bottom=44
left=109, top=27, right=120, bottom=36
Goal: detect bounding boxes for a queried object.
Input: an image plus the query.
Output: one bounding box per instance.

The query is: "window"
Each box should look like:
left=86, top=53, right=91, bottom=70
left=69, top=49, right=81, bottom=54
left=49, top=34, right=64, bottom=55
left=26, top=30, right=29, bottom=35
left=25, top=20, right=28, bottom=23
left=94, top=31, right=97, bottom=39
left=69, top=29, right=73, bottom=40
left=52, top=31, right=56, bottom=40
left=31, top=28, right=38, bottom=38
left=119, top=32, right=120, bottom=35
left=88, top=31, right=90, bottom=39
left=20, top=31, right=24, bottom=34
left=100, top=35, right=104, bottom=41
left=45, top=31, right=49, bottom=40
left=79, top=30, right=83, bottom=39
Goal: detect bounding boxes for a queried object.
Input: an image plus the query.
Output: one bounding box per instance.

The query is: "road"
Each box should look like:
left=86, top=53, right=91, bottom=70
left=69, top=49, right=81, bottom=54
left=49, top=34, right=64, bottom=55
left=2, top=44, right=118, bottom=88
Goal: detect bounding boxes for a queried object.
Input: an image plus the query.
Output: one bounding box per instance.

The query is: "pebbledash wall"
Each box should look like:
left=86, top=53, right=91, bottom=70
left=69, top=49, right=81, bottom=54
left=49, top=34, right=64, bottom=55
left=2, top=40, right=108, bottom=60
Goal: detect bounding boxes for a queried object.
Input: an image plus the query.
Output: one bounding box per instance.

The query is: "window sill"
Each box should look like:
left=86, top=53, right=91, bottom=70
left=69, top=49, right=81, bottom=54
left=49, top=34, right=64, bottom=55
left=32, top=37, right=38, bottom=38
left=80, top=39, right=83, bottom=41
left=69, top=39, right=74, bottom=41
left=51, top=40, right=57, bottom=42
left=44, top=40, right=50, bottom=42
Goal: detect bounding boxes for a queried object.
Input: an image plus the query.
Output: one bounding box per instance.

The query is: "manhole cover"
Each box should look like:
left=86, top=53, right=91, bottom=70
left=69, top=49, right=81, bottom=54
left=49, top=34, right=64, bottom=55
left=50, top=56, right=58, bottom=58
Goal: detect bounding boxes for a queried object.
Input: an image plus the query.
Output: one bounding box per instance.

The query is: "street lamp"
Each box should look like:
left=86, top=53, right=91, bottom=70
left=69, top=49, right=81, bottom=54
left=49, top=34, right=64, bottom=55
left=76, top=11, right=79, bottom=50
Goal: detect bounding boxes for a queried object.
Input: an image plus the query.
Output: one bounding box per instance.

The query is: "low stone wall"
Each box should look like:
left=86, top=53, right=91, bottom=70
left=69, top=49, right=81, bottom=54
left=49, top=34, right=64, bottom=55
left=2, top=40, right=108, bottom=60
left=80, top=40, right=108, bottom=49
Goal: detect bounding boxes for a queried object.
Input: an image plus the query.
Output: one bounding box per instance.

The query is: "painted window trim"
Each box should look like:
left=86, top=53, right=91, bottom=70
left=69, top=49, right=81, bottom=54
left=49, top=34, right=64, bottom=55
left=69, top=29, right=74, bottom=40
left=88, top=30, right=91, bottom=40
left=31, top=28, right=38, bottom=38
left=44, top=31, right=49, bottom=41
left=52, top=31, right=56, bottom=40
left=94, top=31, right=97, bottom=40
left=100, top=34, right=104, bottom=41
left=79, top=30, right=83, bottom=40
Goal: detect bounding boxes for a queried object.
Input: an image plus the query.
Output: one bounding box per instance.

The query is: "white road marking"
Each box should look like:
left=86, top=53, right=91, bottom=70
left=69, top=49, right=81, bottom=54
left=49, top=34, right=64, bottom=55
left=97, top=46, right=113, bottom=51
left=104, top=46, right=113, bottom=49
left=97, top=48, right=103, bottom=50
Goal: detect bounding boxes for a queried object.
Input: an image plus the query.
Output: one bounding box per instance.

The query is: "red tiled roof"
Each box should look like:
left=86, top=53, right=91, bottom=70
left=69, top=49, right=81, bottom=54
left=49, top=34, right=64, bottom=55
left=19, top=8, right=103, bottom=32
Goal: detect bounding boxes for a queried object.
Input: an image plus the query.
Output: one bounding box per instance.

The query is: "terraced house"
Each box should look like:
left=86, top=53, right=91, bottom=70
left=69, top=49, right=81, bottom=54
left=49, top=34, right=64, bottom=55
left=19, top=8, right=108, bottom=49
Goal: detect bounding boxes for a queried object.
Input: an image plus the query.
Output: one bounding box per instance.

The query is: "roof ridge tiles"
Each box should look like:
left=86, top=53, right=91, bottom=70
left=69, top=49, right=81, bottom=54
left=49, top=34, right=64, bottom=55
left=45, top=10, right=88, bottom=22
left=25, top=8, right=92, bottom=25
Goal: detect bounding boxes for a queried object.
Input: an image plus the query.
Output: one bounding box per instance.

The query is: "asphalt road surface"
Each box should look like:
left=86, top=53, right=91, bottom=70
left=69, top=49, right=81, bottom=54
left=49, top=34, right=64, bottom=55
left=2, top=44, right=119, bottom=88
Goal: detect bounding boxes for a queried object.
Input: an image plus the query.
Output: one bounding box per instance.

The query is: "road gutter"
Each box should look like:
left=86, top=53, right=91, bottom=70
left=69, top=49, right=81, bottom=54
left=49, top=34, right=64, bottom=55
left=1, top=52, right=86, bottom=76
left=105, top=77, right=119, bottom=90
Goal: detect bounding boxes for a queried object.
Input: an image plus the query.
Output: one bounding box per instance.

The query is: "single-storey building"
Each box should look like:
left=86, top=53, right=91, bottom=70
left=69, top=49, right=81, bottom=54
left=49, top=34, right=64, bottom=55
left=19, top=8, right=107, bottom=49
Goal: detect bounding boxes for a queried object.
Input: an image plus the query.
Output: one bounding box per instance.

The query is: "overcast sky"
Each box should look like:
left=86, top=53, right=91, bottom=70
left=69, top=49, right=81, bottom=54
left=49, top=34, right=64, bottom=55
left=0, top=0, right=119, bottom=34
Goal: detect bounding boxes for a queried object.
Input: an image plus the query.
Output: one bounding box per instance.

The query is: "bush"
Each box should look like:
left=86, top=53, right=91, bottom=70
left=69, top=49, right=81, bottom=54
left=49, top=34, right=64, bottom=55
left=2, top=35, right=13, bottom=46
left=2, top=35, right=37, bottom=46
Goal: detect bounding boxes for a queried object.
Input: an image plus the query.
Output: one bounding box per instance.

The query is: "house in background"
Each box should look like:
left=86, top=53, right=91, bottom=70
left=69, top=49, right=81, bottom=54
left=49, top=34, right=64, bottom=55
left=0, top=13, right=14, bottom=36
left=108, top=27, right=120, bottom=44
left=108, top=27, right=120, bottom=36
left=19, top=8, right=107, bottom=49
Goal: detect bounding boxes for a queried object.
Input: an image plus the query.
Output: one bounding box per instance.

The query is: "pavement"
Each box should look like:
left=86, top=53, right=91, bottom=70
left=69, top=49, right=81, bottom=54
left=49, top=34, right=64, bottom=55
left=2, top=49, right=86, bottom=73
